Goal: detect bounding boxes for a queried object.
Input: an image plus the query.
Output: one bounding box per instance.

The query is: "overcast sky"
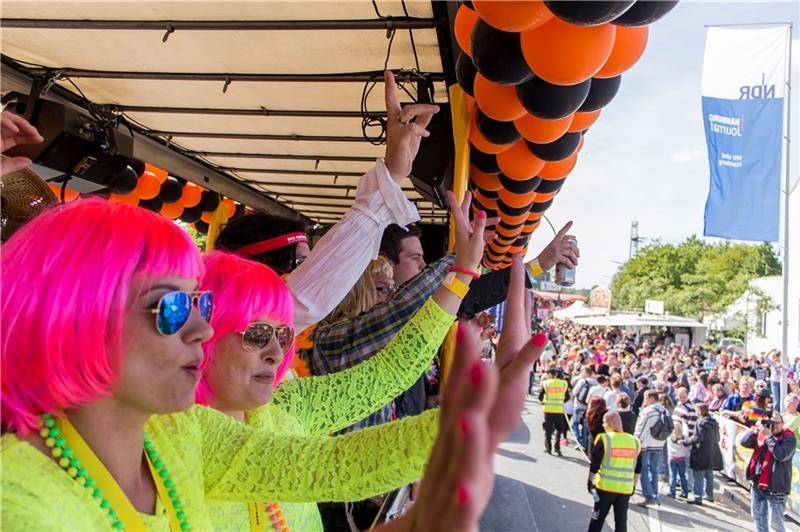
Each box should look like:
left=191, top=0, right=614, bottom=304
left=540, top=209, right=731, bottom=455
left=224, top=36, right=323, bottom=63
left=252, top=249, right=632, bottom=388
left=523, top=1, right=800, bottom=289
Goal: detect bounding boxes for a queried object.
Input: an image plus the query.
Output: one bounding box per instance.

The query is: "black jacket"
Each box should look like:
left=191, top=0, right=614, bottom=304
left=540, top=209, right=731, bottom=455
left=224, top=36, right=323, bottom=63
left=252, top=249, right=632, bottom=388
left=741, top=428, right=797, bottom=495
left=685, top=416, right=723, bottom=471
left=619, top=410, right=637, bottom=435
left=458, top=265, right=533, bottom=319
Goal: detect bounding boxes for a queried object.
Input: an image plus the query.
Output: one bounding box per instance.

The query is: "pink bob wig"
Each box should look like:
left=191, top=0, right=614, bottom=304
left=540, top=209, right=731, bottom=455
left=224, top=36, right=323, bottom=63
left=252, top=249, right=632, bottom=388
left=196, top=251, right=295, bottom=405
left=1, top=198, right=203, bottom=435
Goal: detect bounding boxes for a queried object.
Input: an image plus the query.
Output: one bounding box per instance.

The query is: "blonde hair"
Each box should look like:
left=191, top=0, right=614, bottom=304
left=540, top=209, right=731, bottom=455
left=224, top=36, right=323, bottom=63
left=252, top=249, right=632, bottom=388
left=324, top=257, right=394, bottom=323
left=672, top=418, right=684, bottom=440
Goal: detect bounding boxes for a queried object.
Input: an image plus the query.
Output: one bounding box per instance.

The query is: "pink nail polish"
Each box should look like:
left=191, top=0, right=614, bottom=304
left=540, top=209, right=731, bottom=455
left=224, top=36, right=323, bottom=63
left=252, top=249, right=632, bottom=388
left=457, top=484, right=470, bottom=507
left=478, top=210, right=486, bottom=219
left=469, top=361, right=483, bottom=386
left=532, top=333, right=547, bottom=347
left=459, top=414, right=471, bottom=438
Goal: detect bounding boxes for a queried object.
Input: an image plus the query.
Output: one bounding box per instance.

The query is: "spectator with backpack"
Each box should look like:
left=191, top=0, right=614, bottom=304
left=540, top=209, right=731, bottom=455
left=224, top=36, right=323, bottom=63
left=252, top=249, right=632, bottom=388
left=684, top=403, right=723, bottom=505
left=571, top=366, right=595, bottom=450
left=634, top=390, right=673, bottom=507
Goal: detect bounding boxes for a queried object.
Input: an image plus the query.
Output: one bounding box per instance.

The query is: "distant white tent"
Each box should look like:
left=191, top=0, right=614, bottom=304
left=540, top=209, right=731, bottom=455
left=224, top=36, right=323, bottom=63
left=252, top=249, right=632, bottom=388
left=553, top=301, right=607, bottom=320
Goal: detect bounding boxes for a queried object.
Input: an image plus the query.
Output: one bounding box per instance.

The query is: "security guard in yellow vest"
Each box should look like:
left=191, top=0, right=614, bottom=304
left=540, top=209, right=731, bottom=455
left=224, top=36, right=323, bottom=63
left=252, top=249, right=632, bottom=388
left=539, top=368, right=569, bottom=456
left=587, top=412, right=642, bottom=532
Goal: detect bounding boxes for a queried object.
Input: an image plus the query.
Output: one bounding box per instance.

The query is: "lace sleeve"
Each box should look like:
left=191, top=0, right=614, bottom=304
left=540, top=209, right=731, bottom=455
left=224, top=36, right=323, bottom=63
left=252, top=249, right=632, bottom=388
left=273, top=298, right=453, bottom=435
left=198, top=406, right=439, bottom=503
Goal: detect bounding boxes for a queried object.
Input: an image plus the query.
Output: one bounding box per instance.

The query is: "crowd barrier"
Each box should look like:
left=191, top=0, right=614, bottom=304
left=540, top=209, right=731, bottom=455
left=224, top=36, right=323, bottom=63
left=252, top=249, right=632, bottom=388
left=713, top=414, right=800, bottom=521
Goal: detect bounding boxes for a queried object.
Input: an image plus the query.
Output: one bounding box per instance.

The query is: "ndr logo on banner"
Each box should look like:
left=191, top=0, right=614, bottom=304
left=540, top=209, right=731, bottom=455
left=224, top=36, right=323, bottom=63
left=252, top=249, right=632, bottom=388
left=739, top=73, right=776, bottom=100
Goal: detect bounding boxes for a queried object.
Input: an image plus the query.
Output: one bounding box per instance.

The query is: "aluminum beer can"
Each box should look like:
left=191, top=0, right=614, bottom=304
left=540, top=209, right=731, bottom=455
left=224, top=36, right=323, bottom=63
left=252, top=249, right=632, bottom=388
left=555, top=235, right=577, bottom=286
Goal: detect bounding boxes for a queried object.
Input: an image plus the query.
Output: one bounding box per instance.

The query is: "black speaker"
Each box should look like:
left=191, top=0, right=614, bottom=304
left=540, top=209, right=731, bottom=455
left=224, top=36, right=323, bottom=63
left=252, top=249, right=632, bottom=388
left=418, top=223, right=449, bottom=263
left=409, top=103, right=454, bottom=208
left=4, top=93, right=134, bottom=186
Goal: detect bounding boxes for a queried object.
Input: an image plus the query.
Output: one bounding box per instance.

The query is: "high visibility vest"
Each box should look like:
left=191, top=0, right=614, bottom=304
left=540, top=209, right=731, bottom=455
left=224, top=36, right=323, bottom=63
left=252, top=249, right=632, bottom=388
left=542, top=378, right=567, bottom=414
left=595, top=431, right=640, bottom=495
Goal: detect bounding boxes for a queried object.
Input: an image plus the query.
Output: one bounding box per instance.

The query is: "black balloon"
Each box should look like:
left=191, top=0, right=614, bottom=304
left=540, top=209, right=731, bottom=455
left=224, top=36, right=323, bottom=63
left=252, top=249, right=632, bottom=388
left=530, top=198, right=554, bottom=213
left=580, top=76, right=622, bottom=112
left=498, top=173, right=541, bottom=195
left=497, top=199, right=532, bottom=217
left=139, top=195, right=163, bottom=212
left=128, top=158, right=146, bottom=177
left=513, top=234, right=531, bottom=247
left=200, top=190, right=222, bottom=212
left=494, top=236, right=516, bottom=246
left=498, top=220, right=524, bottom=232
left=194, top=220, right=209, bottom=235
left=160, top=176, right=184, bottom=204
left=535, top=177, right=566, bottom=194
left=470, top=146, right=501, bottom=174
left=179, top=204, right=203, bottom=224
left=456, top=52, right=477, bottom=97
left=472, top=184, right=499, bottom=200
left=110, top=165, right=138, bottom=194
left=526, top=132, right=581, bottom=162
left=476, top=109, right=521, bottom=145
left=459, top=0, right=474, bottom=8
left=613, top=0, right=679, bottom=26
left=470, top=20, right=534, bottom=86
left=234, top=202, right=246, bottom=218
left=544, top=1, right=635, bottom=26
left=516, top=77, right=591, bottom=119
left=524, top=219, right=540, bottom=231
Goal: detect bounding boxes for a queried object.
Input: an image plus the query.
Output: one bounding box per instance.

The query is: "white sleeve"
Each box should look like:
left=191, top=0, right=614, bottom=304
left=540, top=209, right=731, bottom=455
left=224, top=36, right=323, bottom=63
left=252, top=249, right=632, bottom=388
left=285, top=158, right=420, bottom=332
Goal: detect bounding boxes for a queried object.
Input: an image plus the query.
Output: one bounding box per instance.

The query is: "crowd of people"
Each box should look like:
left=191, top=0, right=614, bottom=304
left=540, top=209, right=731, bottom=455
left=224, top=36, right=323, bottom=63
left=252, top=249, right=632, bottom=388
left=535, top=319, right=798, bottom=532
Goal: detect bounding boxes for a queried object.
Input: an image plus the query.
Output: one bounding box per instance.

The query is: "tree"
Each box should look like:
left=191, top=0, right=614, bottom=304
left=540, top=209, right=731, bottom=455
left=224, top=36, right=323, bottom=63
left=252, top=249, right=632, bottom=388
left=610, top=237, right=781, bottom=318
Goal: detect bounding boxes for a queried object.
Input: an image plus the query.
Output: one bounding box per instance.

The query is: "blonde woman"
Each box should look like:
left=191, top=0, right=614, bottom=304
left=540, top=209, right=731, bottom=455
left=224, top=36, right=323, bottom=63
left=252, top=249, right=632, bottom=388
left=667, top=419, right=690, bottom=498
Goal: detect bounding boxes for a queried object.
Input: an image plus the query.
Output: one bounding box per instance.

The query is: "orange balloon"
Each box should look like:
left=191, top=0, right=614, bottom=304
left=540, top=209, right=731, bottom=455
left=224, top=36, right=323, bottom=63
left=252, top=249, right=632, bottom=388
left=222, top=198, right=236, bottom=218
left=496, top=140, right=545, bottom=180
left=521, top=18, right=616, bottom=86
left=528, top=211, right=544, bottom=221
left=514, top=113, right=573, bottom=144
left=135, top=173, right=161, bottom=200
left=474, top=74, right=527, bottom=122
left=160, top=201, right=184, bottom=219
left=522, top=221, right=540, bottom=234
left=110, top=190, right=139, bottom=205
left=498, top=211, right=530, bottom=226
left=596, top=25, right=649, bottom=79
left=455, top=4, right=479, bottom=57
left=470, top=120, right=514, bottom=154
left=496, top=223, right=523, bottom=239
left=498, top=188, right=536, bottom=209
left=508, top=245, right=525, bottom=255
left=473, top=0, right=553, bottom=32
left=470, top=167, right=503, bottom=191
left=538, top=151, right=578, bottom=180
left=200, top=211, right=213, bottom=223
left=48, top=183, right=80, bottom=202
left=568, top=110, right=601, bottom=133
left=181, top=183, right=203, bottom=208
left=472, top=189, right=498, bottom=211
left=143, top=162, right=168, bottom=184
left=535, top=190, right=559, bottom=202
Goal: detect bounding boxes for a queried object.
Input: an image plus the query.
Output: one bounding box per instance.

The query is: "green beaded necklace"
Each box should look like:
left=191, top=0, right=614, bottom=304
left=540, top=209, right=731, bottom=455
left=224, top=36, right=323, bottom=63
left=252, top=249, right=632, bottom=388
left=39, top=413, right=191, bottom=531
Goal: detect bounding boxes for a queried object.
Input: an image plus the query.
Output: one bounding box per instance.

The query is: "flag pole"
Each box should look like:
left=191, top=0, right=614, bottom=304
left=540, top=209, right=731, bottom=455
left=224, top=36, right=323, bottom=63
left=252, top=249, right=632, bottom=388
left=780, top=23, right=793, bottom=412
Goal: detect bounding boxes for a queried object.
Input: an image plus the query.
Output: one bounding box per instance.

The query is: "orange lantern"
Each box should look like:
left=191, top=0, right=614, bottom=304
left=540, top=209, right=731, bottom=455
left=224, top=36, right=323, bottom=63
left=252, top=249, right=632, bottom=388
left=473, top=0, right=553, bottom=32
left=521, top=18, right=616, bottom=86
left=514, top=113, right=573, bottom=144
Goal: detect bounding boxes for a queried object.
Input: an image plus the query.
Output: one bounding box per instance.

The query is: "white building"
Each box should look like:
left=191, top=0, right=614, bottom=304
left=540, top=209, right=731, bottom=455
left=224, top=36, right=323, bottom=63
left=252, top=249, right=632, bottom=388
left=723, top=276, right=794, bottom=356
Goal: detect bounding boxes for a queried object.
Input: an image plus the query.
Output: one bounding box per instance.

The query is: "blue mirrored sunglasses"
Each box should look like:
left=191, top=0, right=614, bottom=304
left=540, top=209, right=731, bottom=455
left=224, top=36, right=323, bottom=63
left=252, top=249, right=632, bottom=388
left=150, top=291, right=213, bottom=336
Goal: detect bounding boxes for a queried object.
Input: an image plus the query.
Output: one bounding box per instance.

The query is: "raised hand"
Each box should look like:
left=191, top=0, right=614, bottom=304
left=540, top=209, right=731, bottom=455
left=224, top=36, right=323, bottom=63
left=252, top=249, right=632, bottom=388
left=534, top=221, right=579, bottom=271
left=383, top=71, right=440, bottom=183
left=446, top=190, right=487, bottom=273
left=1, top=111, right=44, bottom=176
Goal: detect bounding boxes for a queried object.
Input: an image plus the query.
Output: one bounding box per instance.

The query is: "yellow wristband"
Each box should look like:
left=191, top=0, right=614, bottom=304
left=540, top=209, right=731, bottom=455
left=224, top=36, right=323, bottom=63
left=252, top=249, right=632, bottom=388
left=442, top=272, right=470, bottom=299
left=528, top=260, right=544, bottom=277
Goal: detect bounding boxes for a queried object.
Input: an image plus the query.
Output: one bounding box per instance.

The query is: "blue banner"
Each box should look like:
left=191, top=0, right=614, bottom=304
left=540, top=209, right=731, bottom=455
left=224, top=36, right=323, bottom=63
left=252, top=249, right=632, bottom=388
left=701, top=26, right=789, bottom=242
left=702, top=96, right=784, bottom=241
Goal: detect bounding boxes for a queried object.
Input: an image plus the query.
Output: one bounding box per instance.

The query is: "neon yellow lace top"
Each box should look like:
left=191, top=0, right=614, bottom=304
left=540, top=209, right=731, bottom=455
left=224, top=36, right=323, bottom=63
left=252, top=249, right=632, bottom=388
left=207, top=298, right=452, bottom=531
left=1, top=300, right=449, bottom=531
